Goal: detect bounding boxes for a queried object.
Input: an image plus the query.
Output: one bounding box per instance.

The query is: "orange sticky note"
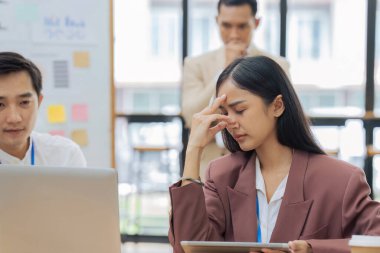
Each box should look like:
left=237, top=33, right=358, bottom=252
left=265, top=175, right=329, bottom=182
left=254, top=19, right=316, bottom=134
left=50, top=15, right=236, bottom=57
left=73, top=51, right=90, bottom=68
left=71, top=129, right=89, bottom=146
left=47, top=105, right=66, bottom=123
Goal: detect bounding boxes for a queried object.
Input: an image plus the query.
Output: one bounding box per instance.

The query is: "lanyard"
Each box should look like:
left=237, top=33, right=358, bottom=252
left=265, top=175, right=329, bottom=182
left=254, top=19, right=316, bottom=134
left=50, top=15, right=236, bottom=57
left=256, top=193, right=262, bottom=243
left=31, top=140, right=35, bottom=165
left=0, top=140, right=35, bottom=165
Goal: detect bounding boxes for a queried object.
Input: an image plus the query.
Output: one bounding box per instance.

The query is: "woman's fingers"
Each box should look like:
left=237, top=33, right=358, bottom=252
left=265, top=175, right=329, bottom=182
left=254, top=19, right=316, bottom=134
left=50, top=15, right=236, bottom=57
left=202, top=94, right=226, bottom=114
left=207, top=113, right=233, bottom=126
left=192, top=112, right=233, bottom=129
left=261, top=249, right=286, bottom=253
left=288, top=240, right=311, bottom=253
left=188, top=94, right=233, bottom=148
left=209, top=121, right=227, bottom=136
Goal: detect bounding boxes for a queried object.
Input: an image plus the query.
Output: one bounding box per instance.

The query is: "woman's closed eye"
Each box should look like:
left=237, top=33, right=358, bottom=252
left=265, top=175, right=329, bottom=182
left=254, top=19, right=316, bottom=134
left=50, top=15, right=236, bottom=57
left=234, top=109, right=245, bottom=115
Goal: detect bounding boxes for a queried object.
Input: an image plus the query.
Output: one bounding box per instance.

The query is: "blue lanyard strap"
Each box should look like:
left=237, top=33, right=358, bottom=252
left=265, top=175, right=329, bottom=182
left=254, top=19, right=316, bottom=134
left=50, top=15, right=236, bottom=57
left=31, top=140, right=35, bottom=166
left=256, top=193, right=262, bottom=243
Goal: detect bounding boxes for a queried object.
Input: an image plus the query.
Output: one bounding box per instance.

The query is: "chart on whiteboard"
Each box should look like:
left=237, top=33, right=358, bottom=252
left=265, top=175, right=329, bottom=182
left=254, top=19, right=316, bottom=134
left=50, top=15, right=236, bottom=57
left=0, top=0, right=97, bottom=45
left=32, top=0, right=98, bottom=45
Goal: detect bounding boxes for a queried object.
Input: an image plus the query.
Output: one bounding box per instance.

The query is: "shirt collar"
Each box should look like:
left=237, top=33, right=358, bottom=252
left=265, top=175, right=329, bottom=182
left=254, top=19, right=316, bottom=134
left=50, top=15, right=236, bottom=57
left=0, top=137, right=33, bottom=165
left=255, top=156, right=289, bottom=203
left=255, top=157, right=266, bottom=193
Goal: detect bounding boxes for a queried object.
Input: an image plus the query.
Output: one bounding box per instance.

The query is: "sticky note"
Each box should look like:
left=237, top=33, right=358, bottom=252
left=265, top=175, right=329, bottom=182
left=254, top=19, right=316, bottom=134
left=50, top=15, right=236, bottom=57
left=71, top=129, right=88, bottom=146
left=49, top=130, right=65, bottom=137
left=72, top=104, right=88, bottom=122
left=47, top=105, right=66, bottom=123
left=73, top=51, right=90, bottom=68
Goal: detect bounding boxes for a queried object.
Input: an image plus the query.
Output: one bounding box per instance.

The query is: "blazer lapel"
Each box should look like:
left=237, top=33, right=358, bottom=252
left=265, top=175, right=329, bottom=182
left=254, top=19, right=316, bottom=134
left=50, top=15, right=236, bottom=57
left=216, top=47, right=226, bottom=71
left=270, top=150, right=313, bottom=242
left=227, top=153, right=257, bottom=242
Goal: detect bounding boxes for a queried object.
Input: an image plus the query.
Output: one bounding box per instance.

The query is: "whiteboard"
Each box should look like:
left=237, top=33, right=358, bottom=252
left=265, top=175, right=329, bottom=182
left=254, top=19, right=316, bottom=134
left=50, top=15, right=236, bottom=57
left=0, top=0, right=114, bottom=168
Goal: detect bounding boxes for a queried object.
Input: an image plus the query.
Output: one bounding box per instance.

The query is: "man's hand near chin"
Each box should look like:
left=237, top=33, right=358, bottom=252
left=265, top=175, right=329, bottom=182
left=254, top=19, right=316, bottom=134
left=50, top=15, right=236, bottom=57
left=224, top=41, right=248, bottom=67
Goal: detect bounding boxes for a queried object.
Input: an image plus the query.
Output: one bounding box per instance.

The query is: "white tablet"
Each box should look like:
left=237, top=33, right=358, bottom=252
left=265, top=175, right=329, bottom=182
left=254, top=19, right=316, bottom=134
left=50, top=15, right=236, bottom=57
left=181, top=241, right=290, bottom=253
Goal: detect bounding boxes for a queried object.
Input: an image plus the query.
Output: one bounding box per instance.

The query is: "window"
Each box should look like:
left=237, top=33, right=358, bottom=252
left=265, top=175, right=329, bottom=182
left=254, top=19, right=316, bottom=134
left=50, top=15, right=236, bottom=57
left=373, top=0, right=380, bottom=200
left=288, top=0, right=367, bottom=117
left=189, top=0, right=220, bottom=56
left=288, top=7, right=330, bottom=60
left=375, top=1, right=380, bottom=113
left=114, top=0, right=182, bottom=237
left=151, top=5, right=181, bottom=58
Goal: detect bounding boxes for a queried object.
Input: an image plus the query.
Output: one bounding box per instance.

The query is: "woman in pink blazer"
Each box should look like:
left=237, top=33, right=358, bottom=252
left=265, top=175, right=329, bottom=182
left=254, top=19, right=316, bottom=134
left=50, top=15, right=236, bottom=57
left=169, top=56, right=380, bottom=253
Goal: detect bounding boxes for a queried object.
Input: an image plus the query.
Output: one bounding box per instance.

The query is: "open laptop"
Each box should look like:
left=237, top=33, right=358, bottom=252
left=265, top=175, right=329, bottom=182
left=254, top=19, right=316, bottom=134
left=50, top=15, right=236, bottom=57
left=0, top=165, right=121, bottom=253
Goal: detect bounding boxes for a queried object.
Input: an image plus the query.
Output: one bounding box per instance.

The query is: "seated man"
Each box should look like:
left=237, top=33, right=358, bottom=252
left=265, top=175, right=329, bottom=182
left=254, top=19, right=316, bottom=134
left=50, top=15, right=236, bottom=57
left=0, top=52, right=86, bottom=166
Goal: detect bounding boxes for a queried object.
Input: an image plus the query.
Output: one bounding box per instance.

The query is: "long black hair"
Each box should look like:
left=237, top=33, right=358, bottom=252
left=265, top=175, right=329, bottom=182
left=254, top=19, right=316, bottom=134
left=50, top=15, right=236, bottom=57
left=216, top=56, right=325, bottom=155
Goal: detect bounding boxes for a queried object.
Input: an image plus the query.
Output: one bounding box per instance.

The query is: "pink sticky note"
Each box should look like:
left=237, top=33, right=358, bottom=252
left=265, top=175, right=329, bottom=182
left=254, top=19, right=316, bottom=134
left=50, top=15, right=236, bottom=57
left=49, top=130, right=65, bottom=137
left=72, top=104, right=88, bottom=122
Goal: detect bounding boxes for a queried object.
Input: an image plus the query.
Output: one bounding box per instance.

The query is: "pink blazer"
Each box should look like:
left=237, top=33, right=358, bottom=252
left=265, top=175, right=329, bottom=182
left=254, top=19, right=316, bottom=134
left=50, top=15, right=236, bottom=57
left=169, top=150, right=380, bottom=253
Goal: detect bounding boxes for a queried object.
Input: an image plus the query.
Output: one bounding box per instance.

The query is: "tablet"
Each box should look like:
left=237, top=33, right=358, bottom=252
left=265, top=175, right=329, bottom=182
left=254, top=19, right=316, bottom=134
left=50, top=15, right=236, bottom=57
left=181, top=241, right=290, bottom=253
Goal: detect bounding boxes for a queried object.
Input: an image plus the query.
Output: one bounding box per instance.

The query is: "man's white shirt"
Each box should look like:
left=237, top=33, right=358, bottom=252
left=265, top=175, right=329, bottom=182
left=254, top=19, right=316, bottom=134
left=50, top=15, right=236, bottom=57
left=0, top=132, right=87, bottom=167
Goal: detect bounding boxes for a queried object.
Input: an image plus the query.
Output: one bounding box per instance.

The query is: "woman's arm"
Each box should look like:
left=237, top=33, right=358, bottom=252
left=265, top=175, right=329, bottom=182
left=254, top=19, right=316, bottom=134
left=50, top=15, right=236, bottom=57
left=169, top=172, right=227, bottom=253
left=181, top=94, right=230, bottom=186
left=169, top=95, right=233, bottom=253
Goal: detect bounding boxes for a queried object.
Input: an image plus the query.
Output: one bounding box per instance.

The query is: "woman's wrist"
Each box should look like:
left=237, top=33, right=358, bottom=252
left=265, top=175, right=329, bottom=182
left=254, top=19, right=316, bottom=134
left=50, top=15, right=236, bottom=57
left=180, top=177, right=204, bottom=186
left=186, top=143, right=204, bottom=152
left=182, top=143, right=203, bottom=187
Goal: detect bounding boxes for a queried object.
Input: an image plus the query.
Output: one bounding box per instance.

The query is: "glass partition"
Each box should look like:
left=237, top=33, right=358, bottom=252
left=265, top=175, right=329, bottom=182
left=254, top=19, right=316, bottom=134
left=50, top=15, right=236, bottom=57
left=114, top=0, right=182, bottom=236
left=288, top=0, right=367, bottom=117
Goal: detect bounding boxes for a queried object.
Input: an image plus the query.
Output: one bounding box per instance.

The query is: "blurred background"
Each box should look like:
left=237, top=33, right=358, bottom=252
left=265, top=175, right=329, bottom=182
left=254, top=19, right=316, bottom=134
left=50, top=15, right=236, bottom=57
left=114, top=0, right=380, bottom=251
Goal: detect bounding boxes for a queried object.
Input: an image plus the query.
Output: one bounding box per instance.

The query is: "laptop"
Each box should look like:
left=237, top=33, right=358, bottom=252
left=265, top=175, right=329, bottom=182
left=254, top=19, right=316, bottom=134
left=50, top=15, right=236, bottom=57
left=0, top=165, right=121, bottom=253
left=181, top=241, right=291, bottom=253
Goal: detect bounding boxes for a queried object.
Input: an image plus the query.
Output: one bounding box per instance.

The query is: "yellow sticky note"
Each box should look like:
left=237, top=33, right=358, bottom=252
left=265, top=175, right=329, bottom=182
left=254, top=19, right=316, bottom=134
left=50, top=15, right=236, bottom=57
left=47, top=105, right=66, bottom=123
left=71, top=129, right=89, bottom=147
left=73, top=51, right=90, bottom=68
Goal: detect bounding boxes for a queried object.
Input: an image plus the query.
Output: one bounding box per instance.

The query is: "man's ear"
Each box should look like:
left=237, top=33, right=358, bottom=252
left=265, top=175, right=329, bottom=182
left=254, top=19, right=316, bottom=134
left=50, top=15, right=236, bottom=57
left=38, top=94, right=44, bottom=107
left=254, top=17, right=261, bottom=29
left=272, top=94, right=285, bottom=117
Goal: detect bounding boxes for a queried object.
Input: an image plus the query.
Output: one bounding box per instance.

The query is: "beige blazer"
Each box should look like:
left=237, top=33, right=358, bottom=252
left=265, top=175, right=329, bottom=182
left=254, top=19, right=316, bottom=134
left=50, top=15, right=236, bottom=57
left=169, top=150, right=380, bottom=253
left=181, top=46, right=290, bottom=179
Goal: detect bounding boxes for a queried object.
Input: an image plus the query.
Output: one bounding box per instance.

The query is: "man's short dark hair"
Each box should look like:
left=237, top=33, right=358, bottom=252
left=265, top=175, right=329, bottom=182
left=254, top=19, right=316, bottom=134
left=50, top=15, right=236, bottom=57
left=217, top=0, right=258, bottom=16
left=0, top=52, right=42, bottom=96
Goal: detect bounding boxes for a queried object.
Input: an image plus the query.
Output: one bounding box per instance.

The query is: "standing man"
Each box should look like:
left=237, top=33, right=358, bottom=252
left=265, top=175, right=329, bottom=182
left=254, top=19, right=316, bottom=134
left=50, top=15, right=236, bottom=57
left=181, top=0, right=289, bottom=179
left=0, top=52, right=86, bottom=166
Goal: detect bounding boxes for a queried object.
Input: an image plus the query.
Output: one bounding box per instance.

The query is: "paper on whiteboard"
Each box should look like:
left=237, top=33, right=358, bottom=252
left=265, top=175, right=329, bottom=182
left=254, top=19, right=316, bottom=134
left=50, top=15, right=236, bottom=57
left=31, top=0, right=97, bottom=45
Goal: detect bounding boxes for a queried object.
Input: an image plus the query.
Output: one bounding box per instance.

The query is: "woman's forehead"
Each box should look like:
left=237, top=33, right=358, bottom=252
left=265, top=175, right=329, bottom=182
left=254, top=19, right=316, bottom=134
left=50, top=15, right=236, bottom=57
left=218, top=79, right=252, bottom=97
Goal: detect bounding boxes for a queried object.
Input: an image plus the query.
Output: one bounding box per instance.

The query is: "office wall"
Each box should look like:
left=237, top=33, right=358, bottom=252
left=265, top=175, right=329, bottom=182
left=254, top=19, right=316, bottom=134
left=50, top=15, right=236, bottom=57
left=0, top=0, right=113, bottom=167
